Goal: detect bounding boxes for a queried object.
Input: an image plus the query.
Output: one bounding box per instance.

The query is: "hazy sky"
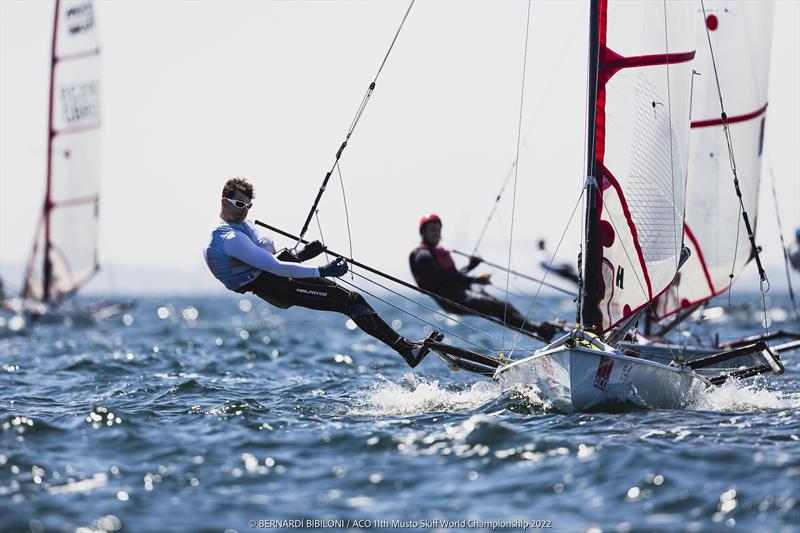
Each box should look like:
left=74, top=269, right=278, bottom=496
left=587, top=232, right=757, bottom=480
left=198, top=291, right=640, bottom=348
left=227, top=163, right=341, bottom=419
left=1, top=0, right=798, bottom=296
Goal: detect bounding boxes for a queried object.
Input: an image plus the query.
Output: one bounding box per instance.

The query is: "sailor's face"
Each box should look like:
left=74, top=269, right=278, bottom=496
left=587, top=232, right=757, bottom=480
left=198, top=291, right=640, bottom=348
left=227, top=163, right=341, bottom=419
left=422, top=222, right=441, bottom=246
left=221, top=190, right=252, bottom=223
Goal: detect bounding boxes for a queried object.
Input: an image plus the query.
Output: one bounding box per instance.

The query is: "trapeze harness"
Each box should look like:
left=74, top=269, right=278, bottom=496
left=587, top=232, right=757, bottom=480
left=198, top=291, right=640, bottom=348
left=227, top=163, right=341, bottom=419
left=409, top=243, right=473, bottom=297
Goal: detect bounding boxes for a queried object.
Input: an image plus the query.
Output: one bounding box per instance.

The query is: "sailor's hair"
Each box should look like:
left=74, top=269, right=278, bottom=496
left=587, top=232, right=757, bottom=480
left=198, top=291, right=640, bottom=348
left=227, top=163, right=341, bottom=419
left=222, top=177, right=254, bottom=200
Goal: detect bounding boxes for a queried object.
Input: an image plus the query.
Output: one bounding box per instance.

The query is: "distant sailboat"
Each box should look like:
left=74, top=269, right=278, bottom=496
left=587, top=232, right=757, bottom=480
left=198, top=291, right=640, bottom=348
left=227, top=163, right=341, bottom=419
left=22, top=0, right=101, bottom=308
left=3, top=0, right=128, bottom=326
left=632, top=1, right=800, bottom=359
left=658, top=2, right=772, bottom=319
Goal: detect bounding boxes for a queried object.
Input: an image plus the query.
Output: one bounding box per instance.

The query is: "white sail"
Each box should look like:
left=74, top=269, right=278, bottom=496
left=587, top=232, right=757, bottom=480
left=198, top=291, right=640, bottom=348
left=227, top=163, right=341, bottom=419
left=592, top=0, right=696, bottom=331
left=493, top=0, right=785, bottom=412
left=658, top=1, right=774, bottom=316
left=23, top=0, right=101, bottom=302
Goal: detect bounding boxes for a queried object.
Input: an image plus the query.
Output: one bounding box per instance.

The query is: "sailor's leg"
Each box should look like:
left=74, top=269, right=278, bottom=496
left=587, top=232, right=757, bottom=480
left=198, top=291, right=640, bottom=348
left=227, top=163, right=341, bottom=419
left=462, top=291, right=520, bottom=322
left=436, top=294, right=477, bottom=317
left=265, top=276, right=432, bottom=367
left=463, top=291, right=557, bottom=340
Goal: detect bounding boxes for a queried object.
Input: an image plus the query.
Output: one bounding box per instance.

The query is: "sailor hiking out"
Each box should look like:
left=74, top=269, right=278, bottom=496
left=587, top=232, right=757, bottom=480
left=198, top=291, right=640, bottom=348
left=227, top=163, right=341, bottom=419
left=204, top=178, right=441, bottom=368
left=409, top=214, right=557, bottom=340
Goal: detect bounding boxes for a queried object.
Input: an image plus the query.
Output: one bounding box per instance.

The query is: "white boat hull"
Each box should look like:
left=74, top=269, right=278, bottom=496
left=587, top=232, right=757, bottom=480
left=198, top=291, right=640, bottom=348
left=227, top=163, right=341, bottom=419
left=495, top=334, right=709, bottom=411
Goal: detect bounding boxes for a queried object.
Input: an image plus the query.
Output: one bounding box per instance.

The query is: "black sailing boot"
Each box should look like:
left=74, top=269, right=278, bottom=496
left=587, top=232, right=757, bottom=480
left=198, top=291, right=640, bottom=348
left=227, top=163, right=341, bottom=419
left=397, top=330, right=444, bottom=368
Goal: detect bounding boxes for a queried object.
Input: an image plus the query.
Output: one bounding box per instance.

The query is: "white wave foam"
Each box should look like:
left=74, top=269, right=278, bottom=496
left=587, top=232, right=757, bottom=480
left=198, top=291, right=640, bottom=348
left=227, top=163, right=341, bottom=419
left=505, top=384, right=559, bottom=412
left=349, top=373, right=502, bottom=417
left=689, top=379, right=800, bottom=412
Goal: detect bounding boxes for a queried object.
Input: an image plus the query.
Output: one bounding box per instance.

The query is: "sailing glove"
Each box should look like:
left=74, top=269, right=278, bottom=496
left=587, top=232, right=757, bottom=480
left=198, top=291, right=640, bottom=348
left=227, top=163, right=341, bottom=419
left=319, top=257, right=348, bottom=278
left=473, top=273, right=491, bottom=285
left=276, top=248, right=301, bottom=263
left=466, top=255, right=483, bottom=271
left=298, top=240, right=325, bottom=261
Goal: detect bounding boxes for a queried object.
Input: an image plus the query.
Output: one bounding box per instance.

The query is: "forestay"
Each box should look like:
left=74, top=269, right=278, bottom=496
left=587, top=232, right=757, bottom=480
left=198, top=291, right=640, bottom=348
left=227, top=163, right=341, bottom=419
left=591, top=0, right=695, bottom=331
left=23, top=0, right=102, bottom=302
left=657, top=1, right=774, bottom=317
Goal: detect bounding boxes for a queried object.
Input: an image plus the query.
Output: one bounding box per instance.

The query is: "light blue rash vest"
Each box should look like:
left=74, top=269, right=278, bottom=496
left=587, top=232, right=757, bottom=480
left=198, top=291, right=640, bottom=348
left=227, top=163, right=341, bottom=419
left=204, top=220, right=263, bottom=290
left=204, top=219, right=320, bottom=291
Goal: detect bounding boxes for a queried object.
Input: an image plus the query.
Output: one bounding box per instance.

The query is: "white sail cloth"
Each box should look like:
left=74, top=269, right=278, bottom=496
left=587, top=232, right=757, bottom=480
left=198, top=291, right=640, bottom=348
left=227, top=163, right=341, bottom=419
left=24, top=0, right=101, bottom=301
left=592, top=0, right=696, bottom=331
left=658, top=1, right=774, bottom=316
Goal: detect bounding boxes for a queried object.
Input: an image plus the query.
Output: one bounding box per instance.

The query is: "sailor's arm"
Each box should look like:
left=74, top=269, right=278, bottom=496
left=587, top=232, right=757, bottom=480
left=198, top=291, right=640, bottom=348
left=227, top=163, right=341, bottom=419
left=459, top=255, right=482, bottom=274
left=252, top=226, right=277, bottom=254
left=415, top=250, right=473, bottom=288
left=223, top=231, right=320, bottom=278
left=411, top=249, right=439, bottom=282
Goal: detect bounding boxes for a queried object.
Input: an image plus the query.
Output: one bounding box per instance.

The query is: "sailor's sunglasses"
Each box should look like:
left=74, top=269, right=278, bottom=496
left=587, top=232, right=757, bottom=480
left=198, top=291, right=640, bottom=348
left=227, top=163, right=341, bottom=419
left=223, top=197, right=252, bottom=210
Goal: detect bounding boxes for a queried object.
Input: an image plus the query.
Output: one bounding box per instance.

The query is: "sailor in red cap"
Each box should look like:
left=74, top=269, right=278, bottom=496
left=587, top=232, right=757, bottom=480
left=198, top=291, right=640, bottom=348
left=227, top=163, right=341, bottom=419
left=409, top=214, right=557, bottom=340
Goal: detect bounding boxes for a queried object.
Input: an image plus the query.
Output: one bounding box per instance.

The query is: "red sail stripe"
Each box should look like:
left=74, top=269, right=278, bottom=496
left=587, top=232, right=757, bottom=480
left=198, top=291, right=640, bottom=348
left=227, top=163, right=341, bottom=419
left=599, top=45, right=695, bottom=86
left=691, top=103, right=768, bottom=128
left=599, top=164, right=654, bottom=300
left=54, top=123, right=101, bottom=136
left=682, top=223, right=716, bottom=295
left=657, top=222, right=746, bottom=319
left=51, top=194, right=99, bottom=208
left=56, top=48, right=100, bottom=63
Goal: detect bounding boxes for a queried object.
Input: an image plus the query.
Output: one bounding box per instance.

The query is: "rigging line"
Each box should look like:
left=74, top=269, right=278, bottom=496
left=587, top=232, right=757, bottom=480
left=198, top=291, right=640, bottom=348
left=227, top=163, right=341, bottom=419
left=471, top=160, right=518, bottom=256
left=254, top=220, right=548, bottom=342
left=348, top=272, right=538, bottom=355
left=575, top=2, right=593, bottom=323
left=672, top=70, right=701, bottom=349
left=374, top=0, right=415, bottom=81
left=699, top=0, right=769, bottom=306
left=296, top=0, right=416, bottom=244
left=491, top=211, right=512, bottom=255
left=502, top=0, right=533, bottom=355
left=313, top=210, right=342, bottom=277
left=451, top=250, right=576, bottom=296
left=769, top=167, right=799, bottom=319
left=662, top=0, right=683, bottom=357
left=342, top=270, right=538, bottom=355
left=507, top=186, right=585, bottom=359
left=726, top=203, right=743, bottom=308
left=335, top=162, right=355, bottom=264
left=313, top=209, right=354, bottom=283
left=480, top=283, right=567, bottom=323
left=687, top=300, right=710, bottom=346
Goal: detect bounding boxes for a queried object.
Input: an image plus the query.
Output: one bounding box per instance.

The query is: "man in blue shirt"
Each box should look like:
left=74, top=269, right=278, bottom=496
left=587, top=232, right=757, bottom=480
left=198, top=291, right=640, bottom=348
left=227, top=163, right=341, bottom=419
left=205, top=178, right=440, bottom=368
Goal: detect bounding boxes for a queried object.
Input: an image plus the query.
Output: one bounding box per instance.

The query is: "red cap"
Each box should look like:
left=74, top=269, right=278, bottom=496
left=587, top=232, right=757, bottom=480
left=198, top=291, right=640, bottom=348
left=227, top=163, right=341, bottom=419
left=419, top=213, right=442, bottom=234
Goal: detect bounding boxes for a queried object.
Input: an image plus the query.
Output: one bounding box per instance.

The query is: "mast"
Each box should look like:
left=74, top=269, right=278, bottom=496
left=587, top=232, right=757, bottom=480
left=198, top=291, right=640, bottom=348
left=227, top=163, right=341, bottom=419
left=580, top=0, right=604, bottom=331
left=42, top=0, right=61, bottom=303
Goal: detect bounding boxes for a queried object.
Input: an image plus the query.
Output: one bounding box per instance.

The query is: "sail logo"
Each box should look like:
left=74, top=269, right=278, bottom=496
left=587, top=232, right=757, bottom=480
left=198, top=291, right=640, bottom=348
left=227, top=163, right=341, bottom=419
left=594, top=356, right=614, bottom=391
left=60, top=82, right=100, bottom=125
left=65, top=3, right=95, bottom=35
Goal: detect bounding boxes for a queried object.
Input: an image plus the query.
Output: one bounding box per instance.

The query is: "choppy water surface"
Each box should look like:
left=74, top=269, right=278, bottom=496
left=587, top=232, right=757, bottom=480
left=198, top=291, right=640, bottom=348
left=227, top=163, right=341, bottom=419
left=1, top=292, right=798, bottom=532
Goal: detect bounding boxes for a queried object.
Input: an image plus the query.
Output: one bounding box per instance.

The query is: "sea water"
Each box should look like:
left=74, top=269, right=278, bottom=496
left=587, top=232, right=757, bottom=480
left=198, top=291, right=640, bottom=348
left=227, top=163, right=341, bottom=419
left=1, top=292, right=798, bottom=532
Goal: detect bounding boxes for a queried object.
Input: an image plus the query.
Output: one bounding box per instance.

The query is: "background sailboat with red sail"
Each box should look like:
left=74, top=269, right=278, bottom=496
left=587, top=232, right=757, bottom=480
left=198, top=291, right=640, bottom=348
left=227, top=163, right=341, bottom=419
left=486, top=0, right=785, bottom=410
left=632, top=0, right=800, bottom=361
left=2, top=0, right=128, bottom=326
left=23, top=0, right=101, bottom=308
